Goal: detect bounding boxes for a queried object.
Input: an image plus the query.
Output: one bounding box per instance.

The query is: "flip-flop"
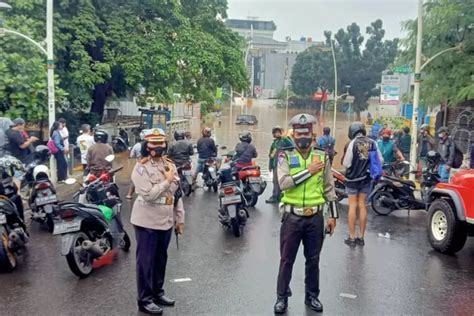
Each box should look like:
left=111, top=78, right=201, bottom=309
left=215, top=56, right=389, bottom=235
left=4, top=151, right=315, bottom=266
left=125, top=196, right=133, bottom=200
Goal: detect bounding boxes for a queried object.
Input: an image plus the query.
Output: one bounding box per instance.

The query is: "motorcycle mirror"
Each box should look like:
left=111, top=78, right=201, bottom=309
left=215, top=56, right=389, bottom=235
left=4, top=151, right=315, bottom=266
left=64, top=178, right=77, bottom=185
left=105, top=155, right=115, bottom=163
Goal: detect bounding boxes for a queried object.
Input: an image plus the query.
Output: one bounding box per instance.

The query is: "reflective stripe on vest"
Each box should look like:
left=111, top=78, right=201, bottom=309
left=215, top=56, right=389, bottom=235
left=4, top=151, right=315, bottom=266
left=281, top=149, right=326, bottom=207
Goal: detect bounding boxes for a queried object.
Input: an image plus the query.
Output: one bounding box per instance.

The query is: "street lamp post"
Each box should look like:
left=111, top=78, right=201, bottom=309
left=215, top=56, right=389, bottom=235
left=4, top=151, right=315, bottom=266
left=0, top=0, right=56, bottom=181
left=330, top=38, right=338, bottom=135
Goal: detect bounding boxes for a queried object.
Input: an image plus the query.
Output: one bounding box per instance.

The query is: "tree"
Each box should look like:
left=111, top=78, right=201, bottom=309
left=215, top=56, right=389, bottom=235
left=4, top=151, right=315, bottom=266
left=1, top=0, right=248, bottom=120
left=291, top=19, right=398, bottom=121
left=399, top=0, right=474, bottom=106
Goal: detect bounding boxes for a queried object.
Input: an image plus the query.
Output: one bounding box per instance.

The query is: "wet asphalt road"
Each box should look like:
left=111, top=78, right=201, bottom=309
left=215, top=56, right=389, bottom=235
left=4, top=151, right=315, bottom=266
left=1, top=180, right=474, bottom=315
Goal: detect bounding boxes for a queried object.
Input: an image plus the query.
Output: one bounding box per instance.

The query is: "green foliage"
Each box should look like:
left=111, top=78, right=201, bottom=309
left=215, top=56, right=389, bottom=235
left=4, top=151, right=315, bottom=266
left=1, top=0, right=248, bottom=119
left=291, top=20, right=398, bottom=116
left=399, top=0, right=474, bottom=106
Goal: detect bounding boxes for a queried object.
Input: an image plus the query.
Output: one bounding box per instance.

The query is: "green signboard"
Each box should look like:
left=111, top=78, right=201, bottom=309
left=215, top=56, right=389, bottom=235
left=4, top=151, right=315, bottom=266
left=393, top=66, right=413, bottom=74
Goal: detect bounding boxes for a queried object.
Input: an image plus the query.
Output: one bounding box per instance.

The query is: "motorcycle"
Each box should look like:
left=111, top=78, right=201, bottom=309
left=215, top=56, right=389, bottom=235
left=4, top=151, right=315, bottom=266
left=0, top=157, right=25, bottom=222
left=332, top=168, right=347, bottom=202
left=54, top=170, right=130, bottom=278
left=217, top=166, right=249, bottom=237
left=202, top=157, right=219, bottom=192
left=111, top=128, right=129, bottom=153
left=0, top=197, right=29, bottom=272
left=177, top=162, right=193, bottom=197
left=29, top=164, right=58, bottom=232
left=369, top=152, right=441, bottom=215
left=237, top=164, right=266, bottom=207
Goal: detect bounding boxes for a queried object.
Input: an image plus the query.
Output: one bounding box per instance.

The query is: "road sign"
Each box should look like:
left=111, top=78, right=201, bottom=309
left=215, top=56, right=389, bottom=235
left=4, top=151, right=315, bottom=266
left=393, top=66, right=413, bottom=74
left=254, top=85, right=262, bottom=95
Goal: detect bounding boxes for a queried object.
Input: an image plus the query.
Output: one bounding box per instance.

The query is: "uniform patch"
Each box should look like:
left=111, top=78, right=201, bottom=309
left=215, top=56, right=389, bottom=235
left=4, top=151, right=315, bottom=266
left=289, top=155, right=300, bottom=168
left=137, top=166, right=145, bottom=175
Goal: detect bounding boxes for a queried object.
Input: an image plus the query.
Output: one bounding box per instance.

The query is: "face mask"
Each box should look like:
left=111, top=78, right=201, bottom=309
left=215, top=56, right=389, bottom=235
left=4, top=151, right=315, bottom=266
left=383, top=137, right=390, bottom=141
left=148, top=146, right=166, bottom=157
left=295, top=137, right=312, bottom=149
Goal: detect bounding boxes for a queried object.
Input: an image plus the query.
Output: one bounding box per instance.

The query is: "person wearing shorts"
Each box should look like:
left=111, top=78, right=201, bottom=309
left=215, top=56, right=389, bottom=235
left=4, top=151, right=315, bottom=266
left=343, top=122, right=382, bottom=246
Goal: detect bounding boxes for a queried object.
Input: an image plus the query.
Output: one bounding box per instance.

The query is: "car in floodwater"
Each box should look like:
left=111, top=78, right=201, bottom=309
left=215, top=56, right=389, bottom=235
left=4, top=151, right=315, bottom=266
left=235, top=115, right=258, bottom=125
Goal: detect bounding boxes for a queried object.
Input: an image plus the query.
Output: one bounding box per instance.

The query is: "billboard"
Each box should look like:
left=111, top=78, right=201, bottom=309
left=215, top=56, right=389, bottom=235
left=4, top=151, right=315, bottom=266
left=380, top=75, right=400, bottom=105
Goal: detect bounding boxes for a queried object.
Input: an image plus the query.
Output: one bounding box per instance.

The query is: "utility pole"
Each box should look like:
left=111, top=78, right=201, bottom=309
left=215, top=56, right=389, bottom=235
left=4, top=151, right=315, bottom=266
left=46, top=0, right=57, bottom=182
left=285, top=56, right=289, bottom=127
left=409, top=0, right=423, bottom=181
left=330, top=38, right=338, bottom=135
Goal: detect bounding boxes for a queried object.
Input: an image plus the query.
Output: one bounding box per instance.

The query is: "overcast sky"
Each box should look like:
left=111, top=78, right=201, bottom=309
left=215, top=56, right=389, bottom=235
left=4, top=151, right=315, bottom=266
left=227, top=0, right=418, bottom=41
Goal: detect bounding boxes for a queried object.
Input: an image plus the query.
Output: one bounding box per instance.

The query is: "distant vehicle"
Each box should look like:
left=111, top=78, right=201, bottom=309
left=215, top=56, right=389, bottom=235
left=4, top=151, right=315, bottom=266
left=235, top=115, right=258, bottom=125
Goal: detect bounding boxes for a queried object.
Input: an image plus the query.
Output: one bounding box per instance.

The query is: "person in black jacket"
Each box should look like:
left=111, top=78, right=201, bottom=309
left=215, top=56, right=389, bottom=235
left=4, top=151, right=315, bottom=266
left=233, top=132, right=257, bottom=169
left=342, top=122, right=382, bottom=246
left=168, top=130, right=194, bottom=167
left=437, top=127, right=455, bottom=182
left=193, top=127, right=217, bottom=183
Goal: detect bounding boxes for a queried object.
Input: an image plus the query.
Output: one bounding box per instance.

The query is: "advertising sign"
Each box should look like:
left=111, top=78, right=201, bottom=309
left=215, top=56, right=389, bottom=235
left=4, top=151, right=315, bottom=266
left=380, top=75, right=400, bottom=105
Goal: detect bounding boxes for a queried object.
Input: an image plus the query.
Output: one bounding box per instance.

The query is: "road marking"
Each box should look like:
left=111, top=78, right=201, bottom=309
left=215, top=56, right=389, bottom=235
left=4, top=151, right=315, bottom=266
left=171, top=278, right=192, bottom=283
left=339, top=293, right=357, bottom=299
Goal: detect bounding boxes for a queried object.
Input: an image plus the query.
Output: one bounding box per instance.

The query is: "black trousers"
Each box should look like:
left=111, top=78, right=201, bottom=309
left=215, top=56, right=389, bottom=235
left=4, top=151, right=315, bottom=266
left=135, top=225, right=172, bottom=303
left=272, top=168, right=281, bottom=200
left=276, top=212, right=325, bottom=299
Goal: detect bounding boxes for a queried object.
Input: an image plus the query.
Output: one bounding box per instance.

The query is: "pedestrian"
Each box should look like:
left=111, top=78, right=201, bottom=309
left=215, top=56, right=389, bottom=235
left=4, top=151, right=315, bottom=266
left=130, top=128, right=185, bottom=314
left=274, top=113, right=338, bottom=314
left=193, top=127, right=217, bottom=184
left=266, top=126, right=293, bottom=204
left=317, top=127, right=336, bottom=162
left=398, top=127, right=412, bottom=159
left=76, top=124, right=95, bottom=177
left=58, top=118, right=70, bottom=156
left=437, top=127, right=455, bottom=182
left=343, top=122, right=383, bottom=246
left=50, top=121, right=68, bottom=181
left=5, top=118, right=38, bottom=164
left=417, top=124, right=435, bottom=170
left=377, top=129, right=404, bottom=166
left=86, top=130, right=114, bottom=176
left=126, top=130, right=148, bottom=199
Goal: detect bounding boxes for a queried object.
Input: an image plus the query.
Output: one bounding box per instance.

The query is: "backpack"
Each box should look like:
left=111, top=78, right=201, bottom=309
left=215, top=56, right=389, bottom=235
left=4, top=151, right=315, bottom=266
left=452, top=143, right=463, bottom=169
left=319, top=135, right=335, bottom=155
left=369, top=140, right=383, bottom=180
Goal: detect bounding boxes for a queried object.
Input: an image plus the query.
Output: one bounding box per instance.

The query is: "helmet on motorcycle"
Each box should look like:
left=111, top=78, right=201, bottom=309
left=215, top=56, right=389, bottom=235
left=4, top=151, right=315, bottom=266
left=34, top=145, right=51, bottom=162
left=348, top=122, right=366, bottom=140
left=0, top=155, right=25, bottom=177
left=426, top=150, right=441, bottom=166
left=272, top=126, right=283, bottom=135
left=33, top=164, right=51, bottom=181
left=174, top=130, right=185, bottom=141
left=239, top=132, right=252, bottom=143
left=94, top=129, right=109, bottom=143
left=202, top=127, right=212, bottom=137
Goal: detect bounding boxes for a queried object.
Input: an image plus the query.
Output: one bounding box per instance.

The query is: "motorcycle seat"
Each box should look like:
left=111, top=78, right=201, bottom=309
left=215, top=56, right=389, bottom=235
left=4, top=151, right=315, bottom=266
left=240, top=166, right=258, bottom=172
left=385, top=176, right=416, bottom=187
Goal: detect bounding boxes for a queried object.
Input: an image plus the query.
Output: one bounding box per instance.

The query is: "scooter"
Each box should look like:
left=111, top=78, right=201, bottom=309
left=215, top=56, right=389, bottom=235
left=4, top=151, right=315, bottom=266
left=217, top=166, right=249, bottom=237
left=369, top=152, right=441, bottom=215
left=202, top=157, right=219, bottom=192
left=332, top=169, right=347, bottom=202
left=176, top=162, right=193, bottom=197
left=29, top=164, right=58, bottom=232
left=237, top=164, right=266, bottom=207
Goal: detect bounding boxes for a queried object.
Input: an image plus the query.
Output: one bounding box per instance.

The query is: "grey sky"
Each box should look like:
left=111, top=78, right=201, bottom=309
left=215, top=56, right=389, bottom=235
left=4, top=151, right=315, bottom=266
left=227, top=0, right=417, bottom=41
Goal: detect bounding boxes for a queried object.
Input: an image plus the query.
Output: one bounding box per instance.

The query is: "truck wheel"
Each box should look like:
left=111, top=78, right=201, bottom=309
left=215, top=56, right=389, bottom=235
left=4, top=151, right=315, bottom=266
left=428, top=199, right=467, bottom=254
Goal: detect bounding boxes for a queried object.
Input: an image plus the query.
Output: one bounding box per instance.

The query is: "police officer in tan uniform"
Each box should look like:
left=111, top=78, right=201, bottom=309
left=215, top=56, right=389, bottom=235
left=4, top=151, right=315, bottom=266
left=130, top=128, right=185, bottom=315
left=274, top=114, right=338, bottom=314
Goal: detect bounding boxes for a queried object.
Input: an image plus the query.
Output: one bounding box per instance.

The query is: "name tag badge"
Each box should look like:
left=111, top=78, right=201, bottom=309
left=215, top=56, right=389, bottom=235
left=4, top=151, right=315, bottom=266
left=289, top=156, right=300, bottom=168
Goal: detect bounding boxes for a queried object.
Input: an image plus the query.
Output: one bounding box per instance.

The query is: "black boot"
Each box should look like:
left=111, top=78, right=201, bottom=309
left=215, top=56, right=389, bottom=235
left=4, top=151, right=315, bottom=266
left=274, top=297, right=288, bottom=314
left=305, top=296, right=323, bottom=312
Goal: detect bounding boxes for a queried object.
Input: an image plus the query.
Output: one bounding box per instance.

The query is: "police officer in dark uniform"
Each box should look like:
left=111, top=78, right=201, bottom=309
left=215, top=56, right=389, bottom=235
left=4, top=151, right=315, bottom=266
left=274, top=114, right=339, bottom=314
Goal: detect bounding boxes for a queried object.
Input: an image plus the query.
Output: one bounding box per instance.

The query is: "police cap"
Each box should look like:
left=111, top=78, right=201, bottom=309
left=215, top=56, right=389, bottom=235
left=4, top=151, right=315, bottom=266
left=289, top=114, right=317, bottom=133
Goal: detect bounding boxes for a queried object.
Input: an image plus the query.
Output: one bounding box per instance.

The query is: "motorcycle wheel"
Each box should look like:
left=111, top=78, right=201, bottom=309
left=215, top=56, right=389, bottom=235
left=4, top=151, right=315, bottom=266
left=120, top=230, right=131, bottom=252
left=181, top=182, right=192, bottom=197
left=0, top=226, right=16, bottom=272
left=46, top=213, right=55, bottom=233
left=231, top=218, right=241, bottom=237
left=371, top=190, right=395, bottom=215
left=66, top=232, right=93, bottom=278
left=335, top=181, right=345, bottom=202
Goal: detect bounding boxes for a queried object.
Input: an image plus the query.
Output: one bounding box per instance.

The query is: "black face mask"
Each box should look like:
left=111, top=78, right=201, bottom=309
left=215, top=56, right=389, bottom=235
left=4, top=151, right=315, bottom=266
left=148, top=146, right=166, bottom=157
left=295, top=137, right=312, bottom=149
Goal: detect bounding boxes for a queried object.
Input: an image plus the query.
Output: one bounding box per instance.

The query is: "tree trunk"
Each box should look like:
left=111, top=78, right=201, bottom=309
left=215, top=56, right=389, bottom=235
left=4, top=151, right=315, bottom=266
left=90, top=83, right=111, bottom=120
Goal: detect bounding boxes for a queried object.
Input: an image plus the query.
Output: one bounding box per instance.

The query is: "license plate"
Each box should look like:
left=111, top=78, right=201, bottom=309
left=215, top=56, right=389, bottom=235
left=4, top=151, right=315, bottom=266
left=182, top=170, right=192, bottom=176
left=221, top=195, right=242, bottom=205
left=0, top=214, right=6, bottom=225
left=53, top=219, right=82, bottom=235
left=35, top=195, right=57, bottom=206
left=249, top=177, right=261, bottom=183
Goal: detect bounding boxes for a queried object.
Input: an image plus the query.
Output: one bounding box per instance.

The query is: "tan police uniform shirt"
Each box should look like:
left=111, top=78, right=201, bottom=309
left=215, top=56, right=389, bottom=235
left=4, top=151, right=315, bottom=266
left=130, top=157, right=185, bottom=230
left=277, top=150, right=337, bottom=202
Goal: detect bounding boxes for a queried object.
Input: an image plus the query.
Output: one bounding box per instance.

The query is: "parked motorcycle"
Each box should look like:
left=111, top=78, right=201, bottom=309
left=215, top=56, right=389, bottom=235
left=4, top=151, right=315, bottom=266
left=54, top=171, right=130, bottom=278
left=0, top=197, right=29, bottom=272
left=112, top=128, right=128, bottom=153
left=29, top=165, right=58, bottom=232
left=217, top=166, right=249, bottom=237
left=20, top=145, right=52, bottom=196
left=237, top=164, right=266, bottom=207
left=177, top=162, right=193, bottom=196
left=332, top=168, right=347, bottom=202
left=0, top=157, right=25, bottom=222
left=202, top=157, right=219, bottom=192
left=369, top=152, right=441, bottom=215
